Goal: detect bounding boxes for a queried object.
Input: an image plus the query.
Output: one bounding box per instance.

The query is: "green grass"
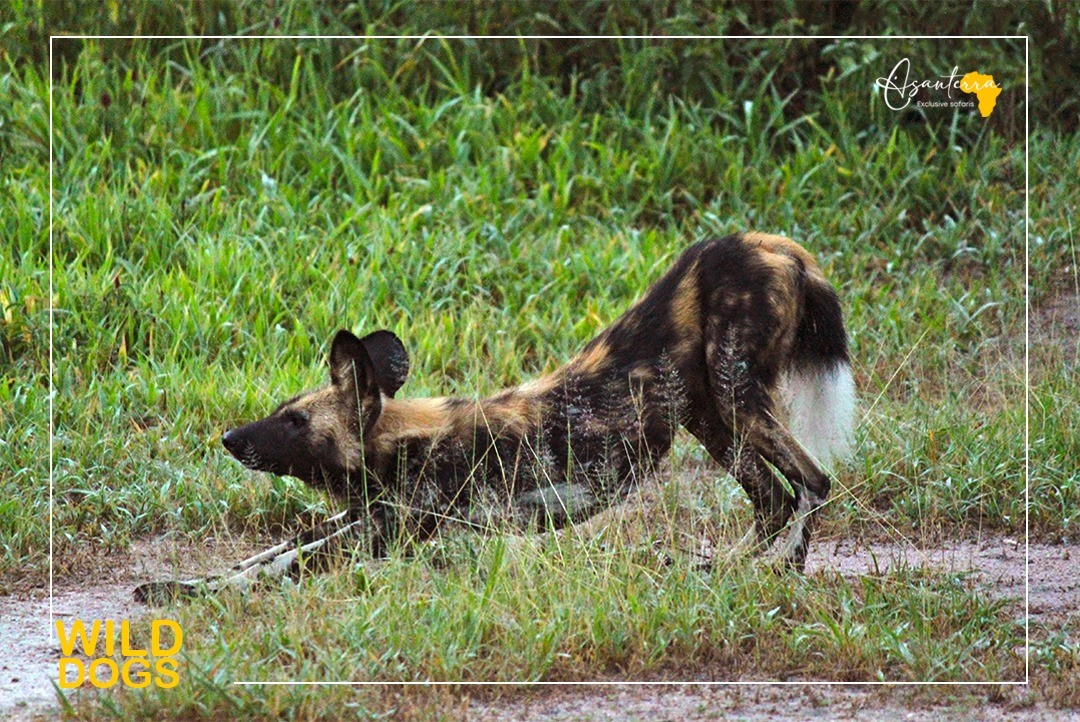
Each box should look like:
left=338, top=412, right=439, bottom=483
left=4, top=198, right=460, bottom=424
left=1, top=6, right=1076, bottom=719
left=67, top=532, right=1016, bottom=708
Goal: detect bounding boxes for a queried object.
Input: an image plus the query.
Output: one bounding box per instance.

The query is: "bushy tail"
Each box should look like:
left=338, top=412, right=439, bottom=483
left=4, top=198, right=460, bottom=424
left=780, top=276, right=856, bottom=471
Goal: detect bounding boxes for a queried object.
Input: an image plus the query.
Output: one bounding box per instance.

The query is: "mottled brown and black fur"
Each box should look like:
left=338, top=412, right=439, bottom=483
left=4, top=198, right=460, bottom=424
left=135, top=233, right=854, bottom=603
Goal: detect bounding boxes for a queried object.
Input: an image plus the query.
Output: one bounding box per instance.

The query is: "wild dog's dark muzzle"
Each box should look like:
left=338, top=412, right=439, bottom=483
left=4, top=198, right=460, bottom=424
left=221, top=426, right=261, bottom=469
left=220, top=417, right=327, bottom=483
left=221, top=428, right=241, bottom=455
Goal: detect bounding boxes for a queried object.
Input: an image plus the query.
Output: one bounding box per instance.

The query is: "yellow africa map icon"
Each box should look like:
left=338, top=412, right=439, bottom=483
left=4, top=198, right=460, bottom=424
left=960, top=72, right=1002, bottom=117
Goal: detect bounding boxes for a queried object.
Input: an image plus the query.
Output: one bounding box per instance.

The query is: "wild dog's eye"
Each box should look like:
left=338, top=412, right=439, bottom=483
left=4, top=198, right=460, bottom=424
left=284, top=409, right=310, bottom=428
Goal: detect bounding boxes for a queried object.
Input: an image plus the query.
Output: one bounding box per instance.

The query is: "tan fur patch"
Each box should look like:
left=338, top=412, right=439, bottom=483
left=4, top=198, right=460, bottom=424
left=370, top=397, right=459, bottom=454
left=369, top=391, right=543, bottom=458
left=518, top=372, right=561, bottom=397
left=570, top=341, right=611, bottom=375
left=479, top=391, right=543, bottom=437
left=669, top=259, right=702, bottom=361
left=741, top=233, right=814, bottom=359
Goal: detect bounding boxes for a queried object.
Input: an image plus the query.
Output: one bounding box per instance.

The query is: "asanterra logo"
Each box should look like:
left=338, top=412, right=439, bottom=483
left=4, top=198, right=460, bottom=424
left=875, top=58, right=1002, bottom=117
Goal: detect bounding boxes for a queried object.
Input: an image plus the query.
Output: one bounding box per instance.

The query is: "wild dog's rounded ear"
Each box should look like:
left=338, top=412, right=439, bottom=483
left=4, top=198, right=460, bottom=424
left=359, top=330, right=410, bottom=397
left=329, top=330, right=374, bottom=391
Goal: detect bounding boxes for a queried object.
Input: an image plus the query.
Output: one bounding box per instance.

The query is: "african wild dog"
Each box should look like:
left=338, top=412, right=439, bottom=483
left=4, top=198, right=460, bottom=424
left=134, top=232, right=855, bottom=603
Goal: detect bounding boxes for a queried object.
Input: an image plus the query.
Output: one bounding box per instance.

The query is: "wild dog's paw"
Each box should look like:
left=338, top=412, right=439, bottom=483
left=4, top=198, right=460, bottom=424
left=133, top=579, right=207, bottom=605
left=731, top=525, right=770, bottom=558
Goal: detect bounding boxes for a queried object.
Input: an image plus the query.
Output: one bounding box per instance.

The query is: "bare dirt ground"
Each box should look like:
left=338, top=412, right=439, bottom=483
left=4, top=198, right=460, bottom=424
left=468, top=682, right=1080, bottom=722
left=2, top=533, right=1076, bottom=721
left=469, top=535, right=1080, bottom=721
left=0, top=536, right=259, bottom=720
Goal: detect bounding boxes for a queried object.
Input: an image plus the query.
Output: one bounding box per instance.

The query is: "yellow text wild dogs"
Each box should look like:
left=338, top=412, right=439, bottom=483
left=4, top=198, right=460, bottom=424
left=135, top=233, right=854, bottom=603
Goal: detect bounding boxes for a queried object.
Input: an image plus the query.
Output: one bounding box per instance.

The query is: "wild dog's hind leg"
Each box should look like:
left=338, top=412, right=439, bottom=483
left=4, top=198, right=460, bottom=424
left=704, top=330, right=830, bottom=572
left=683, top=410, right=795, bottom=556
left=720, top=406, right=831, bottom=572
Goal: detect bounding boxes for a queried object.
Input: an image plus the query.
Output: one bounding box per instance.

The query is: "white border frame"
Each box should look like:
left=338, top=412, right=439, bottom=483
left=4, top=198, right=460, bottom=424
left=48, top=32, right=1028, bottom=686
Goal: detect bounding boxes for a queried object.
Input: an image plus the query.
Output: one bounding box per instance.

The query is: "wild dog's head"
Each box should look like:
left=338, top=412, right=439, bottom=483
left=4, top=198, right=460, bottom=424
left=221, top=329, right=409, bottom=493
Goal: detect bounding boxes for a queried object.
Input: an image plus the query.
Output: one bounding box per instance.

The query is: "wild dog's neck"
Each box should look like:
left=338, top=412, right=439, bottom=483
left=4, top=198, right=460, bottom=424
left=371, top=396, right=466, bottom=445
left=369, top=388, right=543, bottom=451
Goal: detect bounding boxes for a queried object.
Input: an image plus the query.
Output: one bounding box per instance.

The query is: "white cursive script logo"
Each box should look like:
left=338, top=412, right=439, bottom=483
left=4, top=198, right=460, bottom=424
left=874, top=58, right=998, bottom=112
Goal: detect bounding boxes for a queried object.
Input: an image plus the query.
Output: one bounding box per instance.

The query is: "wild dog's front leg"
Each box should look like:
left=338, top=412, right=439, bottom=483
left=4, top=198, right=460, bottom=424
left=225, top=509, right=355, bottom=574
left=204, top=517, right=370, bottom=592
left=133, top=509, right=368, bottom=604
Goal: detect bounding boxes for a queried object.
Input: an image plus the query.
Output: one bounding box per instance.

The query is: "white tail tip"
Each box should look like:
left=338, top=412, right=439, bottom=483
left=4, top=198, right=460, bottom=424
left=779, top=362, right=856, bottom=471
